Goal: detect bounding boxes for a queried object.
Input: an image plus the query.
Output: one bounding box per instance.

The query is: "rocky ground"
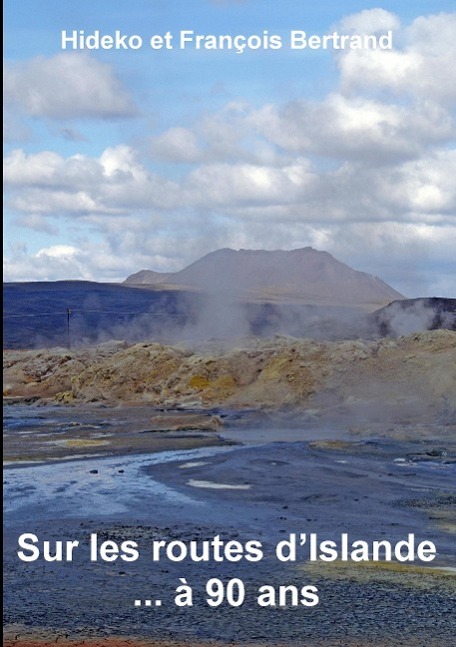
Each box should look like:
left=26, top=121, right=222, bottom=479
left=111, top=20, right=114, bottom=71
left=3, top=331, right=456, bottom=424
left=3, top=330, right=456, bottom=646
left=4, top=429, right=456, bottom=646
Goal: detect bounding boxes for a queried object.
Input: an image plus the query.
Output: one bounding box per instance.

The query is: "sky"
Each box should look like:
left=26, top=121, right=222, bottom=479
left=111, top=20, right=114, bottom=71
left=3, top=0, right=456, bottom=297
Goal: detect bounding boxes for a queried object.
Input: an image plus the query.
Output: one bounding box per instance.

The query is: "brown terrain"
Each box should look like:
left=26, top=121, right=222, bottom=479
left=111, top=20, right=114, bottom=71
left=4, top=330, right=455, bottom=421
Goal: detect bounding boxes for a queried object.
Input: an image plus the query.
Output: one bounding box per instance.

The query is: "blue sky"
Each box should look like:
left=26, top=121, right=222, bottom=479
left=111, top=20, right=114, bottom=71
left=3, top=0, right=456, bottom=297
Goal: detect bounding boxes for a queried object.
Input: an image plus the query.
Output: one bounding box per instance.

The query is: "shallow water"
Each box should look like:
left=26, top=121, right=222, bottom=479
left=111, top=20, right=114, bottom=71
left=4, top=446, right=233, bottom=524
left=3, top=404, right=456, bottom=645
left=220, top=424, right=352, bottom=445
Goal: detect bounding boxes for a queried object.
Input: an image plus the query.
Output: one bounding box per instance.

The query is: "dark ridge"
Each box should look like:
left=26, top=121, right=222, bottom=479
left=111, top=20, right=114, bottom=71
left=2, top=281, right=199, bottom=349
left=4, top=282, right=454, bottom=350
left=371, top=297, right=456, bottom=337
left=2, top=281, right=366, bottom=348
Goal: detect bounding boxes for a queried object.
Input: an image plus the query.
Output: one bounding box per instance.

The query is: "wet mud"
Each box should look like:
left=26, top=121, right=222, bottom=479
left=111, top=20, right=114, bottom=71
left=3, top=404, right=456, bottom=646
left=3, top=405, right=227, bottom=464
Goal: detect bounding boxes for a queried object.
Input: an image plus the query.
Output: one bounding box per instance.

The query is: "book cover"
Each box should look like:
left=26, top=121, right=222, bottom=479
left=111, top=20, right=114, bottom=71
left=3, top=1, right=455, bottom=646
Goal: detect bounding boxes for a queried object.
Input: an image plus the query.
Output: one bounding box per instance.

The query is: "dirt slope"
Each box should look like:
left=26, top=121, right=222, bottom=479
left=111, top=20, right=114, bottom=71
left=3, top=331, right=455, bottom=423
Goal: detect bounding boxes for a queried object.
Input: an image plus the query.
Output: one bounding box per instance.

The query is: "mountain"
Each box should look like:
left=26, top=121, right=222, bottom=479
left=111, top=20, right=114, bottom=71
left=125, top=247, right=404, bottom=307
left=4, top=281, right=452, bottom=350
left=123, top=269, right=173, bottom=285
left=3, top=249, right=408, bottom=349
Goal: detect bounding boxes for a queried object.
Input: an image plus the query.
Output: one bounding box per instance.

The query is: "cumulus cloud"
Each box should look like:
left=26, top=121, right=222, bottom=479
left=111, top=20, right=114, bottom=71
left=150, top=127, right=202, bottom=163
left=4, top=244, right=92, bottom=282
left=183, top=160, right=315, bottom=206
left=4, top=145, right=179, bottom=214
left=3, top=241, right=142, bottom=283
left=377, top=150, right=456, bottom=214
left=3, top=53, right=137, bottom=120
left=251, top=96, right=452, bottom=164
left=337, top=8, right=401, bottom=34
left=150, top=102, right=279, bottom=165
left=337, top=12, right=456, bottom=104
left=4, top=145, right=313, bottom=214
left=3, top=10, right=456, bottom=297
left=4, top=149, right=102, bottom=187
left=10, top=138, right=449, bottom=225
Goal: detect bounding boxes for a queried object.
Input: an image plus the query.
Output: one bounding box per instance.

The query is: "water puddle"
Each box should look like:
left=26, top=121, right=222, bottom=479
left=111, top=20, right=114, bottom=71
left=187, top=479, right=251, bottom=490
left=3, top=446, right=231, bottom=525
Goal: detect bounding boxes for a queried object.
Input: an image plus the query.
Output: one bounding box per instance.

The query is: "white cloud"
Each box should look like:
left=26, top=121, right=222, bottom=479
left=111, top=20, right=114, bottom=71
left=36, top=244, right=80, bottom=259
left=3, top=241, right=140, bottom=283
left=324, top=221, right=456, bottom=297
left=184, top=160, right=315, bottom=206
left=4, top=141, right=455, bottom=259
left=378, top=150, right=456, bottom=214
left=3, top=53, right=137, bottom=120
left=150, top=127, right=202, bottom=163
left=4, top=149, right=102, bottom=187
left=3, top=10, right=456, bottom=296
left=4, top=244, right=91, bottom=282
left=4, top=146, right=179, bottom=215
left=337, top=8, right=401, bottom=34
left=4, top=145, right=313, bottom=214
left=150, top=102, right=280, bottom=166
left=337, top=13, right=456, bottom=104
left=15, top=214, right=59, bottom=235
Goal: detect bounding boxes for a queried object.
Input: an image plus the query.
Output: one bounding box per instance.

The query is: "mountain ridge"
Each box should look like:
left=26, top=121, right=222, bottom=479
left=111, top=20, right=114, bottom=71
left=124, top=247, right=404, bottom=307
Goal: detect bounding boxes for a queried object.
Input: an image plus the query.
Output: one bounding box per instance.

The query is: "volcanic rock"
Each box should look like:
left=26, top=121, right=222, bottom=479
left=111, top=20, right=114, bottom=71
left=4, top=330, right=455, bottom=425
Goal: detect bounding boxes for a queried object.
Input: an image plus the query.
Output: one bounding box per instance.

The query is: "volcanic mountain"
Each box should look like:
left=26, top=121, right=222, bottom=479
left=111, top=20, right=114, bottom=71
left=124, top=269, right=173, bottom=285
left=125, top=247, right=404, bottom=307
left=3, top=249, right=406, bottom=349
